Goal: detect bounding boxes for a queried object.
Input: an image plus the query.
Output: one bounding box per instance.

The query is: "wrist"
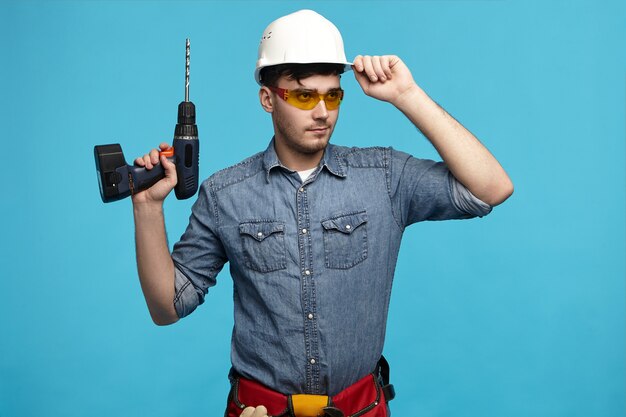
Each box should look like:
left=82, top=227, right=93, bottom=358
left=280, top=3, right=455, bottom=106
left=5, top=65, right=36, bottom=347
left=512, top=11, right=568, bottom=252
left=390, top=82, right=423, bottom=111
left=133, top=199, right=164, bottom=217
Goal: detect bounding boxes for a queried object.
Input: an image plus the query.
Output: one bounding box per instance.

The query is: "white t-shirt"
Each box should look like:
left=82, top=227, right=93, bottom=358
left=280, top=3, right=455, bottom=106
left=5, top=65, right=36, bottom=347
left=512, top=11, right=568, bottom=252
left=297, top=168, right=316, bottom=182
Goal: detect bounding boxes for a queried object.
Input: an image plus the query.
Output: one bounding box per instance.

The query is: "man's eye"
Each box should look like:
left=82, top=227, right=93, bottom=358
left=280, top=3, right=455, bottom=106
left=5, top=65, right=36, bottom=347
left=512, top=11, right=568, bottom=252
left=326, top=92, right=339, bottom=101
left=296, top=92, right=312, bottom=102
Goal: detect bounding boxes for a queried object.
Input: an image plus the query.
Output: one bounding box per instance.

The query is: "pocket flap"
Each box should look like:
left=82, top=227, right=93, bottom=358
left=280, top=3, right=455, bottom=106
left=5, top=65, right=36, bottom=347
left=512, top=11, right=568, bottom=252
left=239, top=221, right=285, bottom=242
left=321, top=211, right=368, bottom=234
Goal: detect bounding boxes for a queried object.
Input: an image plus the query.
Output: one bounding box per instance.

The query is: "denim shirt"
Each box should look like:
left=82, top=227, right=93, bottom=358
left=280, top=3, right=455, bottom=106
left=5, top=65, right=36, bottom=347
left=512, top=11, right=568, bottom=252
left=171, top=140, right=491, bottom=396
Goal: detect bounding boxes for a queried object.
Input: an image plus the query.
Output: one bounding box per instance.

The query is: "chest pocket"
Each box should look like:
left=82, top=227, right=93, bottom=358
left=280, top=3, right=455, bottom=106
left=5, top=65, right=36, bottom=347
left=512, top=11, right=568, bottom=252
left=321, top=210, right=368, bottom=269
left=239, top=221, right=286, bottom=273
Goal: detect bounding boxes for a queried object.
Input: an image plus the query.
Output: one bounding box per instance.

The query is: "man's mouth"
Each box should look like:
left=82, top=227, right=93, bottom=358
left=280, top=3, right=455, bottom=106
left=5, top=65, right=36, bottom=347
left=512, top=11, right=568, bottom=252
left=307, top=126, right=329, bottom=133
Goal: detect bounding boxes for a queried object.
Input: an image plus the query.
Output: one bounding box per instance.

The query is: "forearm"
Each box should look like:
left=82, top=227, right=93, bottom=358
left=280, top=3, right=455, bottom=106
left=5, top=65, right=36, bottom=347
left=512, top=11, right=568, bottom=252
left=133, top=202, right=179, bottom=325
left=393, top=84, right=513, bottom=206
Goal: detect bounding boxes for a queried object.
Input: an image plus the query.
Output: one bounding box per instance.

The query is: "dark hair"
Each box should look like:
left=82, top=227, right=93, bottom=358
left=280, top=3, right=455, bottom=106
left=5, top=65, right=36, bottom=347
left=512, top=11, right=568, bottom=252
left=260, top=63, right=346, bottom=87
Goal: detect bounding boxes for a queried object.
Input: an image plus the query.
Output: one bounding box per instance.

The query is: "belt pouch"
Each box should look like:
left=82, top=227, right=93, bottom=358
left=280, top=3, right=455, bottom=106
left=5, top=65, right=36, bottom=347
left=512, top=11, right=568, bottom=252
left=332, top=374, right=386, bottom=417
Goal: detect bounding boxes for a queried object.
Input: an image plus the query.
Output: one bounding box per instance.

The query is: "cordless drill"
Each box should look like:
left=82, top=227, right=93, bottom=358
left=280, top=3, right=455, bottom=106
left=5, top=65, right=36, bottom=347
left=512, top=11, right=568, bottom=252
left=94, top=39, right=199, bottom=203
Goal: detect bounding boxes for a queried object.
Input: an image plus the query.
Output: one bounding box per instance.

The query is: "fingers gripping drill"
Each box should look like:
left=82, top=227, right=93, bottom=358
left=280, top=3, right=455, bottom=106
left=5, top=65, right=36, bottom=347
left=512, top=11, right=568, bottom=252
left=94, top=39, right=199, bottom=203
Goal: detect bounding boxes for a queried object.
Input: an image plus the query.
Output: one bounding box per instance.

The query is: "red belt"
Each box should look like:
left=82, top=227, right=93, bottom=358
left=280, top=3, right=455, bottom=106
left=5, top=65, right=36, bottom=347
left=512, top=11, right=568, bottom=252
left=226, top=371, right=393, bottom=417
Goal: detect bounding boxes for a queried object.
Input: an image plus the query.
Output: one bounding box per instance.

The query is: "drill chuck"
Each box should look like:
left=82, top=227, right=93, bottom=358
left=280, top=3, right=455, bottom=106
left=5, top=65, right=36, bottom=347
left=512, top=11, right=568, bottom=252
left=175, top=101, right=198, bottom=138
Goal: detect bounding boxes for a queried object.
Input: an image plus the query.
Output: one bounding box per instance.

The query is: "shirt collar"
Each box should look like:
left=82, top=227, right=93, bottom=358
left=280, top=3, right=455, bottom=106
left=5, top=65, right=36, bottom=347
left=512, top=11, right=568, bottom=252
left=319, top=143, right=347, bottom=178
left=262, top=138, right=283, bottom=182
left=263, top=138, right=346, bottom=182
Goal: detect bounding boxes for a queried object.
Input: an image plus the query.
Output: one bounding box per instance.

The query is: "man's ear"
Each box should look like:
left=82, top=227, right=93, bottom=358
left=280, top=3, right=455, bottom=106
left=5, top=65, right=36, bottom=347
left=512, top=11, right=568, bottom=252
left=259, top=87, right=273, bottom=113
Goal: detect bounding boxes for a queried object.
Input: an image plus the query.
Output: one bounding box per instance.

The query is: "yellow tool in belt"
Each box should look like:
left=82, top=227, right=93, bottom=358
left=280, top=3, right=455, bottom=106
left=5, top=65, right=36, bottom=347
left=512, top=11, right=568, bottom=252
left=290, top=394, right=330, bottom=417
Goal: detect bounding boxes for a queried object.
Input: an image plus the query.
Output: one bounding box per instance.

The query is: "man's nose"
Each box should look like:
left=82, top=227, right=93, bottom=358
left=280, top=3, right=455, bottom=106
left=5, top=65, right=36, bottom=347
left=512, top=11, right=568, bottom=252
left=311, top=99, right=329, bottom=120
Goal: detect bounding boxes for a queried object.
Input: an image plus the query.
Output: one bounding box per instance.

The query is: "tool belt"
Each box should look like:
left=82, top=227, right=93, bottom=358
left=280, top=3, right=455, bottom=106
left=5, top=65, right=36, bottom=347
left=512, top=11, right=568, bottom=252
left=225, top=357, right=395, bottom=417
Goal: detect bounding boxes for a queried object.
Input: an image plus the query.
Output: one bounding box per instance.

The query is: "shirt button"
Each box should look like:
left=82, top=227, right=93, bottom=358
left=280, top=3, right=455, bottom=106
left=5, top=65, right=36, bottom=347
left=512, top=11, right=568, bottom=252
left=302, top=228, right=307, bottom=234
left=310, top=358, right=316, bottom=364
left=345, top=224, right=351, bottom=230
left=257, top=232, right=264, bottom=238
left=307, top=313, right=314, bottom=319
left=304, top=270, right=311, bottom=276
left=299, top=187, right=304, bottom=192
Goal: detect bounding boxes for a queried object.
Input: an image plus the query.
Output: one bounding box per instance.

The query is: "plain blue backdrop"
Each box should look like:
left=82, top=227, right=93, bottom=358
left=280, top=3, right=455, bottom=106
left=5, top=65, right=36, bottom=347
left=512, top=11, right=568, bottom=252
left=1, top=1, right=624, bottom=416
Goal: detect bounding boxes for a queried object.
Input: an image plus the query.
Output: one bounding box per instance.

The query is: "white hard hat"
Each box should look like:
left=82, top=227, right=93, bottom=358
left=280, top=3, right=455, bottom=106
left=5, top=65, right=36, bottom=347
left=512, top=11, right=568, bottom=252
left=255, top=9, right=353, bottom=85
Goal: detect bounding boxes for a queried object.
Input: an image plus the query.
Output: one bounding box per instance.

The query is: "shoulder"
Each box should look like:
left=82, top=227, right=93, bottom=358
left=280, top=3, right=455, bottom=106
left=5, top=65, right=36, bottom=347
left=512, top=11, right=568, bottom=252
left=200, top=150, right=265, bottom=193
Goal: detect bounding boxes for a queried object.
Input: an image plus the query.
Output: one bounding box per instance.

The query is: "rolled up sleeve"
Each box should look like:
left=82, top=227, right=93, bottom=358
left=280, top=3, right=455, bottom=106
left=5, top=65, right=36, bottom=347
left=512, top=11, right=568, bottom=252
left=448, top=174, right=492, bottom=218
left=173, top=266, right=204, bottom=318
left=389, top=149, right=492, bottom=227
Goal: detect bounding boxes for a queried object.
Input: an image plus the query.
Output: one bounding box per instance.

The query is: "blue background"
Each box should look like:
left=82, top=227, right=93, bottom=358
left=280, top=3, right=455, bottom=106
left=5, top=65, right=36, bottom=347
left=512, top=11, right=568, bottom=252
left=1, top=1, right=624, bottom=416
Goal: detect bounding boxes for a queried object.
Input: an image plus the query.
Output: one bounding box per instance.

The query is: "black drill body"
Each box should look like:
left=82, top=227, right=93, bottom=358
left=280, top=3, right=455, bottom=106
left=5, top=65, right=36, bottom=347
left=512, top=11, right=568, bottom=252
left=171, top=99, right=199, bottom=199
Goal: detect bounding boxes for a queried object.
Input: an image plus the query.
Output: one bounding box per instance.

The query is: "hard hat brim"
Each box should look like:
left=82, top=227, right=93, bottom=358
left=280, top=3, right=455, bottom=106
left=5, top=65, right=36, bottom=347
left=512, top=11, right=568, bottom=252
left=255, top=62, right=353, bottom=85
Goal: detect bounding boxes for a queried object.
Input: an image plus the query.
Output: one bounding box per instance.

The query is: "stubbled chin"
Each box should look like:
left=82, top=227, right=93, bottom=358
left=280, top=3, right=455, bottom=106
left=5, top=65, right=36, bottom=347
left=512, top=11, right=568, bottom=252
left=298, top=136, right=329, bottom=154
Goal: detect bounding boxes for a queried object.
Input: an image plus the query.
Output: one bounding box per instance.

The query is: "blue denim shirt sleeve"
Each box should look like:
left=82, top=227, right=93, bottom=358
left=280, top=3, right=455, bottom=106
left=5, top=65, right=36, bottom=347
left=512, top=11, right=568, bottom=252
left=171, top=179, right=228, bottom=318
left=388, top=149, right=492, bottom=227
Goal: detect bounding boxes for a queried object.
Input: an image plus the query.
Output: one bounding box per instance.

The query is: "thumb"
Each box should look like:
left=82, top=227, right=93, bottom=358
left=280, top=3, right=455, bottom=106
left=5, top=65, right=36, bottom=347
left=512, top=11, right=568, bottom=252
left=161, top=155, right=178, bottom=184
left=352, top=68, right=372, bottom=93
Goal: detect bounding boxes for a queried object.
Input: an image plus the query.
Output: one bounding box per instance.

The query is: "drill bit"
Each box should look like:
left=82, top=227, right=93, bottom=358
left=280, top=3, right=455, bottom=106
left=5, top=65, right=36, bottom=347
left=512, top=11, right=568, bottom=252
left=185, top=38, right=190, bottom=102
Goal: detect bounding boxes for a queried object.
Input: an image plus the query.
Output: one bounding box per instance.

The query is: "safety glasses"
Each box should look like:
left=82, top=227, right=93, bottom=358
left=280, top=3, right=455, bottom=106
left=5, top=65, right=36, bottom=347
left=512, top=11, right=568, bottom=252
left=268, top=86, right=344, bottom=110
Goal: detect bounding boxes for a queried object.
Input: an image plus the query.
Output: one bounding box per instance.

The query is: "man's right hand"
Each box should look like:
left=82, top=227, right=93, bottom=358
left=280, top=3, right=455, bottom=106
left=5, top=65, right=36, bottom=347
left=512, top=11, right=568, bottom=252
left=131, top=142, right=178, bottom=205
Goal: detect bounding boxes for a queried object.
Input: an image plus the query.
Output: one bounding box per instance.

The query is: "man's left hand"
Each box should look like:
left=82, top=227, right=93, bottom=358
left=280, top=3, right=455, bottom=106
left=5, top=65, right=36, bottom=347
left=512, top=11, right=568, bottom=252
left=240, top=406, right=268, bottom=417
left=352, top=55, right=418, bottom=105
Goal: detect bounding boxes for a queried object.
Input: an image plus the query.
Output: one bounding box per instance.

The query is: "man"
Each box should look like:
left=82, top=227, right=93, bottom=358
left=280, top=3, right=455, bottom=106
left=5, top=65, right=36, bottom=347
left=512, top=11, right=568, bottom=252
left=132, top=9, right=513, bottom=417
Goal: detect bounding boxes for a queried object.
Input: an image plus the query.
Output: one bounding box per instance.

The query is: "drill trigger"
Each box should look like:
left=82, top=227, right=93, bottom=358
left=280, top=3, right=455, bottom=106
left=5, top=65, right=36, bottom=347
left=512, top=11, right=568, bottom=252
left=160, top=147, right=175, bottom=157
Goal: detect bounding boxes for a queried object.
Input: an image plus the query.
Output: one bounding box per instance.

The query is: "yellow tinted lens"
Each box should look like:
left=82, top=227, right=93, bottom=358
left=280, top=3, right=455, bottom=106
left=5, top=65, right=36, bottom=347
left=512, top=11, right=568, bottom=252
left=287, top=91, right=320, bottom=110
left=323, top=91, right=342, bottom=110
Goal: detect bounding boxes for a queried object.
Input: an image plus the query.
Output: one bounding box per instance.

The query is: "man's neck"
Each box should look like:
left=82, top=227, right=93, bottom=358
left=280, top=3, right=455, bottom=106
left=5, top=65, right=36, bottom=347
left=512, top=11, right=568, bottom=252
left=273, top=139, right=325, bottom=171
